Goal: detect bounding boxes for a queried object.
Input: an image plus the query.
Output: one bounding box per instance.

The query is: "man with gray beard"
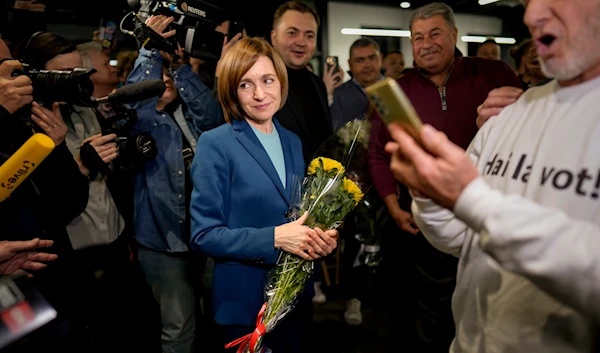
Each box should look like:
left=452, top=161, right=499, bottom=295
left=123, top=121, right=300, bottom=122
left=367, top=3, right=521, bottom=351
left=386, top=0, right=600, bottom=351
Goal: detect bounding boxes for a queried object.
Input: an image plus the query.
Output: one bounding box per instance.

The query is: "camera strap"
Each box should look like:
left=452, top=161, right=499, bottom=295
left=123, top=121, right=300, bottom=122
left=171, top=105, right=197, bottom=171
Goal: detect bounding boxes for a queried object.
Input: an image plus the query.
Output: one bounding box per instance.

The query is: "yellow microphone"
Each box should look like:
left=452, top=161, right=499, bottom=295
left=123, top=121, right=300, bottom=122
left=0, top=133, right=55, bottom=202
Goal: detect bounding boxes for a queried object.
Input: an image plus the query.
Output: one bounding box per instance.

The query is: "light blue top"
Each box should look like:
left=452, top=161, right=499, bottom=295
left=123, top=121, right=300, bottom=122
left=249, top=121, right=286, bottom=188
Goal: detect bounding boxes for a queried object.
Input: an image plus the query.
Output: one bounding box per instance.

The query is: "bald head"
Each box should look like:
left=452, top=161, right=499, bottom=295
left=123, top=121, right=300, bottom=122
left=477, top=40, right=500, bottom=61
left=0, top=39, right=11, bottom=59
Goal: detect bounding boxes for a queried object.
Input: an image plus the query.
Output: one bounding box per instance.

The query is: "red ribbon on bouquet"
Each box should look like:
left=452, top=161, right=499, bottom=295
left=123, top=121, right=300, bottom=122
left=225, top=302, right=267, bottom=353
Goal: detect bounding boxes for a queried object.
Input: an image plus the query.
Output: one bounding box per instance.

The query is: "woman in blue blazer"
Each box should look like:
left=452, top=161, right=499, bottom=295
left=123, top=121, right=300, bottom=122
left=190, top=38, right=338, bottom=352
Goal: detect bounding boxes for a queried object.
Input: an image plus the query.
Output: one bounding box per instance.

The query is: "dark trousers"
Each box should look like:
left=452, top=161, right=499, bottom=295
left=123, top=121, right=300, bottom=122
left=73, top=236, right=162, bottom=353
left=220, top=300, right=313, bottom=353
left=341, top=231, right=363, bottom=301
left=136, top=245, right=207, bottom=353
left=414, top=233, right=457, bottom=353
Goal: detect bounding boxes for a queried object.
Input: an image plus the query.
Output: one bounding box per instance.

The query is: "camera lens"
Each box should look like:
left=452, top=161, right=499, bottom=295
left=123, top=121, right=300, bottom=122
left=30, top=68, right=96, bottom=106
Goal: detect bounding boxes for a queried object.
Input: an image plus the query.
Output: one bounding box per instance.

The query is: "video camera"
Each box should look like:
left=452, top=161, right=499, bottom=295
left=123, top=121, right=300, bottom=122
left=79, top=80, right=165, bottom=177
left=124, top=0, right=226, bottom=61
left=80, top=105, right=158, bottom=177
left=9, top=61, right=96, bottom=107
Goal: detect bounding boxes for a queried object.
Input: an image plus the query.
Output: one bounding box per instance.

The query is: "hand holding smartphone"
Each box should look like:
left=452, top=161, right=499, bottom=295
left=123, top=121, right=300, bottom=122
left=365, top=78, right=423, bottom=143
left=227, top=21, right=245, bottom=41
left=326, top=56, right=341, bottom=83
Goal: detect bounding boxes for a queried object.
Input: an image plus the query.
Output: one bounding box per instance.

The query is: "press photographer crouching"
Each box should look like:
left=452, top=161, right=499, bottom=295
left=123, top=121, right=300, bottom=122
left=20, top=31, right=161, bottom=351
left=126, top=14, right=224, bottom=353
left=0, top=37, right=92, bottom=351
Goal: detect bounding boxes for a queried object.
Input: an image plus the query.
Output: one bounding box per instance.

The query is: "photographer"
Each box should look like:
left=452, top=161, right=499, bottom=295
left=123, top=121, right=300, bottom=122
left=0, top=61, right=32, bottom=117
left=126, top=14, right=224, bottom=353
left=21, top=31, right=157, bottom=351
left=0, top=37, right=92, bottom=351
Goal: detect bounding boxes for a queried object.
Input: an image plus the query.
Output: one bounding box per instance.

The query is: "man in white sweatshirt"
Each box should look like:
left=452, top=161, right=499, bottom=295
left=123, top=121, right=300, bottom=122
left=384, top=0, right=600, bottom=352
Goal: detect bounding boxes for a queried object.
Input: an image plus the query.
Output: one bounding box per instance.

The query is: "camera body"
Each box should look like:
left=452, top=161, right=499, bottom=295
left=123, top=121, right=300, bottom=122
left=131, top=0, right=225, bottom=61
left=11, top=62, right=96, bottom=107
left=80, top=104, right=158, bottom=177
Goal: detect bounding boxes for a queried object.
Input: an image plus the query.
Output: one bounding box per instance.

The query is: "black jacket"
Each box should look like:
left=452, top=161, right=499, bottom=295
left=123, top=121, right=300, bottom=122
left=275, top=69, right=332, bottom=164
left=0, top=106, right=88, bottom=244
left=0, top=105, right=89, bottom=314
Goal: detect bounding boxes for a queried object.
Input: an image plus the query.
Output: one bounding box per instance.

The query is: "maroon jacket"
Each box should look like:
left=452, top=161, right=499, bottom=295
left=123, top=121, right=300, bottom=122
left=368, top=54, right=521, bottom=209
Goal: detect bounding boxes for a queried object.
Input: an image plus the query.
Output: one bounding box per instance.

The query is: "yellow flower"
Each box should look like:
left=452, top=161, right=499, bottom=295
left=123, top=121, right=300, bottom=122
left=307, top=157, right=345, bottom=175
left=343, top=177, right=364, bottom=205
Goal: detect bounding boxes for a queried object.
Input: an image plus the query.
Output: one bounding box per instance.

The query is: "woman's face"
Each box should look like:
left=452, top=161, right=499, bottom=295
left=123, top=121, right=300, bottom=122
left=237, top=56, right=281, bottom=124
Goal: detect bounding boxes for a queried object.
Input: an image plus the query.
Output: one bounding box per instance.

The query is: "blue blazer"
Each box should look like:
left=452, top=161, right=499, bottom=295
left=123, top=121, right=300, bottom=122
left=190, top=118, right=306, bottom=326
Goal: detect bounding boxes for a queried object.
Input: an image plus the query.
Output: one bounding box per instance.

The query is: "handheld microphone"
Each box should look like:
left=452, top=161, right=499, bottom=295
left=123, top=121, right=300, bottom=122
left=95, top=80, right=166, bottom=105
left=0, top=134, right=55, bottom=202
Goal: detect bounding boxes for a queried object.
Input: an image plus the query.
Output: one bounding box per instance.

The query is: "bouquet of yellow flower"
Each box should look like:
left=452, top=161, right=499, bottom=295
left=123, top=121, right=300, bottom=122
left=225, top=119, right=372, bottom=353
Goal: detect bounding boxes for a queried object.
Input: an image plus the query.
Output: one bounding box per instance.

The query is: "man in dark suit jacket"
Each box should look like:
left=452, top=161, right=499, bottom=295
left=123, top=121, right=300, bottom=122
left=268, top=0, right=332, bottom=335
left=330, top=37, right=384, bottom=131
left=270, top=1, right=331, bottom=164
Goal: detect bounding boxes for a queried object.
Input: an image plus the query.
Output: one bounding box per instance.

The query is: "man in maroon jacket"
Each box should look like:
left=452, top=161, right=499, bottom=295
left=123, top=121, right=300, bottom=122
left=367, top=2, right=522, bottom=352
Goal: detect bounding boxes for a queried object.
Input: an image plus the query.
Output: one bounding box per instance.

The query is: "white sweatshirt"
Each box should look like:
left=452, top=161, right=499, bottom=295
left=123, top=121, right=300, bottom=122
left=412, top=76, right=600, bottom=353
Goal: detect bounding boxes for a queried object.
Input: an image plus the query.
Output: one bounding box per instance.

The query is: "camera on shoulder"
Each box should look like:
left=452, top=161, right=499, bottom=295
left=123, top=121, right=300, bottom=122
left=124, top=0, right=226, bottom=61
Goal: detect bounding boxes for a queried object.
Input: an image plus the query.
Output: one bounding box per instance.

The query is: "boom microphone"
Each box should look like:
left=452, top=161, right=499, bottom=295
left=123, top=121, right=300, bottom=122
left=0, top=134, right=55, bottom=202
left=95, top=80, right=166, bottom=105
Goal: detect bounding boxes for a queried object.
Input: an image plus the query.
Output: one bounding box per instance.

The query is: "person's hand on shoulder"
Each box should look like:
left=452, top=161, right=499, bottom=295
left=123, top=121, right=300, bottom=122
left=476, top=86, right=523, bottom=129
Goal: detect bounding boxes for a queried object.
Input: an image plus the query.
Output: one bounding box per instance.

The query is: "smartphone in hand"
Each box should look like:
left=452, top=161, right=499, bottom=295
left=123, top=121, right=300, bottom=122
left=366, top=78, right=422, bottom=142
left=326, top=56, right=341, bottom=83
left=227, top=21, right=245, bottom=40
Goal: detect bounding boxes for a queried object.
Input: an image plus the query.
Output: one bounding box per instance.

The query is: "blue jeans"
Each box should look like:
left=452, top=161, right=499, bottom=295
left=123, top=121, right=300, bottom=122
left=138, top=247, right=203, bottom=353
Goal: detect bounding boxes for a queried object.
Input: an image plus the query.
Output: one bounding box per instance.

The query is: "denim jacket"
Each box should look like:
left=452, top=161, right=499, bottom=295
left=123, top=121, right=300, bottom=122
left=127, top=48, right=224, bottom=252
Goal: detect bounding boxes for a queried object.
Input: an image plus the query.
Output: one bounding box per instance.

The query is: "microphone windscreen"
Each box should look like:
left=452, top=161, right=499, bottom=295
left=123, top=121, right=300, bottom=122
left=0, top=134, right=55, bottom=202
left=110, top=80, right=166, bottom=105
